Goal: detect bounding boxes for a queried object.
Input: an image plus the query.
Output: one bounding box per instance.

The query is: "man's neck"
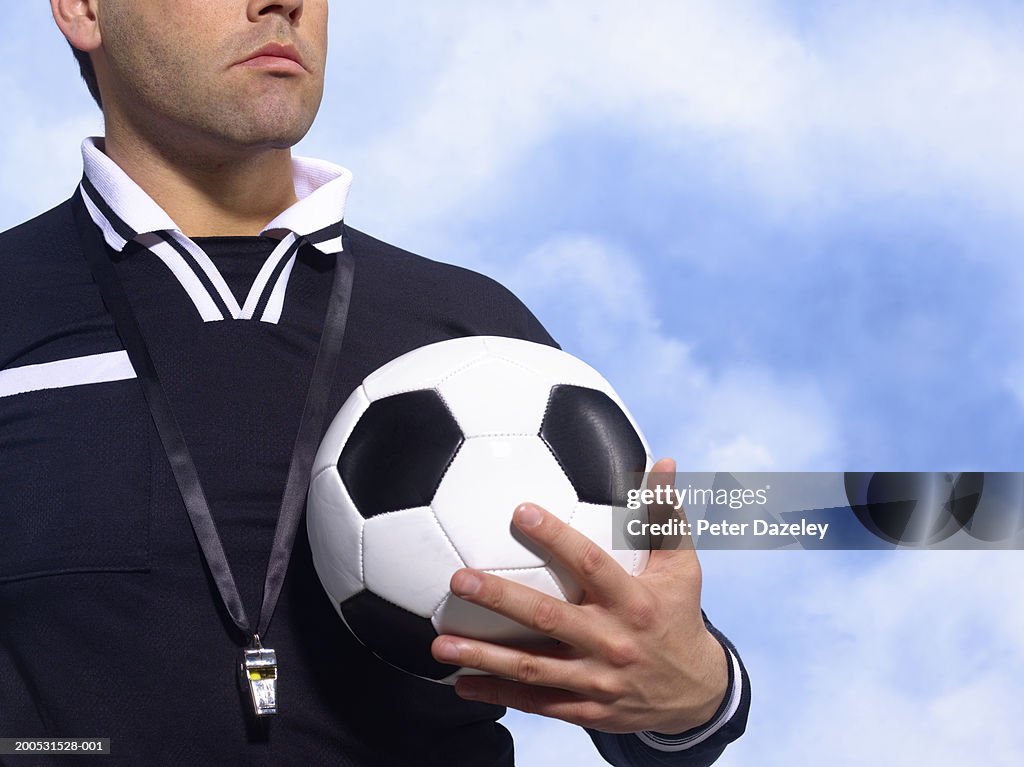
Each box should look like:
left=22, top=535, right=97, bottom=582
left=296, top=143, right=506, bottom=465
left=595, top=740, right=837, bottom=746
left=101, top=127, right=299, bottom=238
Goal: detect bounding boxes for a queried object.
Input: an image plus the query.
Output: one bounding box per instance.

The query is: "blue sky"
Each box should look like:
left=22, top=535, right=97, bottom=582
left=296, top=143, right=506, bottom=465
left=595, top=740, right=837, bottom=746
left=4, top=1, right=1024, bottom=764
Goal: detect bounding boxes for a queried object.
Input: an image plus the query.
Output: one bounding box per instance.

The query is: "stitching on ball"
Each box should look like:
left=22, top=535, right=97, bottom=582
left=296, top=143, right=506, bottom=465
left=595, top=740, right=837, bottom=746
left=431, top=592, right=451, bottom=621
left=358, top=513, right=366, bottom=584
left=311, top=463, right=340, bottom=483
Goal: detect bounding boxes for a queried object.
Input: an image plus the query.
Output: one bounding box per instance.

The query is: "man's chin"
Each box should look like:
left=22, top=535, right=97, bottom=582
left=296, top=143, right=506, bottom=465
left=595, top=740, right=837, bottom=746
left=229, top=119, right=317, bottom=151
left=238, top=108, right=319, bottom=147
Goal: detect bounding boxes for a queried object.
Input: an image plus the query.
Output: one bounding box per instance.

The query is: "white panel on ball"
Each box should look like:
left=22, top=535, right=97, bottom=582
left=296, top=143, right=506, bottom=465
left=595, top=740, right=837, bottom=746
left=432, top=437, right=578, bottom=570
left=566, top=501, right=649, bottom=577
left=362, top=508, right=465, bottom=619
left=482, top=336, right=610, bottom=392
left=436, top=357, right=552, bottom=438
left=569, top=501, right=647, bottom=573
left=362, top=336, right=489, bottom=402
left=306, top=466, right=366, bottom=607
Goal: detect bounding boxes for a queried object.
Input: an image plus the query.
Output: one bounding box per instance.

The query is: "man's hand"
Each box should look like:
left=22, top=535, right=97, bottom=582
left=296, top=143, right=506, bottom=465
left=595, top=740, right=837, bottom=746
left=430, top=458, right=730, bottom=735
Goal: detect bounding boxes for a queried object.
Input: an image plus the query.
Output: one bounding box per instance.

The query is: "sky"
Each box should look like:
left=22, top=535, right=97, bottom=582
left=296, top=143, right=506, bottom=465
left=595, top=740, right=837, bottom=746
left=4, top=1, right=1024, bottom=765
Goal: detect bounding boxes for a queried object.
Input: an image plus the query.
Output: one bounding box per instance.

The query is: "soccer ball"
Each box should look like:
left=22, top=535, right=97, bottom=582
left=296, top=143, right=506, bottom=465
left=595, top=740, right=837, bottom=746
left=307, top=336, right=652, bottom=684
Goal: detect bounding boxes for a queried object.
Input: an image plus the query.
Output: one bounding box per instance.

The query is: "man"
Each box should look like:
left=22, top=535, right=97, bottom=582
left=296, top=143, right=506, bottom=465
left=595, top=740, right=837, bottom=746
left=0, top=0, right=749, bottom=763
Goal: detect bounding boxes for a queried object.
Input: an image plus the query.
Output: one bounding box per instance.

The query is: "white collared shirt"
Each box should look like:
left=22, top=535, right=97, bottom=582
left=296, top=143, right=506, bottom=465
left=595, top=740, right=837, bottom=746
left=77, top=136, right=353, bottom=324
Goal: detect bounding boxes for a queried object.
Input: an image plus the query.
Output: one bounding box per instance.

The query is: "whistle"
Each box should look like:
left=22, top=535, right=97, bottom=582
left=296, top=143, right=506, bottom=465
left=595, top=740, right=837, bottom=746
left=240, top=643, right=278, bottom=716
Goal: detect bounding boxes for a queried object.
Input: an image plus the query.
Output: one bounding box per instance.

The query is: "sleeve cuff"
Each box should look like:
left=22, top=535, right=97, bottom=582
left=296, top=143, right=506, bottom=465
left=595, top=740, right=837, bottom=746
left=634, top=646, right=743, bottom=753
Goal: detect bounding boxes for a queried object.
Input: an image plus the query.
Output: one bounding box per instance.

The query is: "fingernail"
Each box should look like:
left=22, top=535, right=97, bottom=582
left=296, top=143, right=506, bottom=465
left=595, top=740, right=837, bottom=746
left=456, top=680, right=480, bottom=699
left=452, top=570, right=482, bottom=596
left=515, top=504, right=542, bottom=528
left=435, top=639, right=461, bottom=663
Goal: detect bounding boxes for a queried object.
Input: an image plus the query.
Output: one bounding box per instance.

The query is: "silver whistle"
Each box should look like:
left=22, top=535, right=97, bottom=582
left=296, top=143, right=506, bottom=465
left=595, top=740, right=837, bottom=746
left=240, top=635, right=278, bottom=716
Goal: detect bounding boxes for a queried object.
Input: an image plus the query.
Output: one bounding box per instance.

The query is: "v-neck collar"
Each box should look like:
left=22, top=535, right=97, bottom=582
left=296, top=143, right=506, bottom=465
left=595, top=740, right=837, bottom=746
left=77, top=137, right=352, bottom=324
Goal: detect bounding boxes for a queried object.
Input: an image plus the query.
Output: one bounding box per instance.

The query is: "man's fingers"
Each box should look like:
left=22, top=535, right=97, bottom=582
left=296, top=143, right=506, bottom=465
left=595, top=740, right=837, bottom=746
left=511, top=503, right=636, bottom=608
left=643, top=456, right=702, bottom=574
left=431, top=635, right=606, bottom=696
left=650, top=457, right=676, bottom=476
left=447, top=567, right=597, bottom=647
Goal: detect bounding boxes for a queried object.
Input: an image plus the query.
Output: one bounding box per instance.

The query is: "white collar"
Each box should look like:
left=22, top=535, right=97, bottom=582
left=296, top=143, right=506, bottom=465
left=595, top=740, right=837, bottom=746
left=78, top=136, right=352, bottom=255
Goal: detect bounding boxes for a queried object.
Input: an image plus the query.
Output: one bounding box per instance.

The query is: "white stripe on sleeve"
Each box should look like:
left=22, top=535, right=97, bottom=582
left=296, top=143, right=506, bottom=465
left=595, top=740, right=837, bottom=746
left=0, top=351, right=136, bottom=399
left=634, top=648, right=744, bottom=752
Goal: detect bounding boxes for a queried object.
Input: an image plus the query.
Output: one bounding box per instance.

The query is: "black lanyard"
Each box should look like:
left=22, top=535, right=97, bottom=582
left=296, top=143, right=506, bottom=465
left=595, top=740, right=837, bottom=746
left=71, top=188, right=355, bottom=715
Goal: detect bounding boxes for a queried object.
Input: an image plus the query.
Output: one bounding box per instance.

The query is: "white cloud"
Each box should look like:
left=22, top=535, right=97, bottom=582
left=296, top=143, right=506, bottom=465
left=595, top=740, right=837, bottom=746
left=784, top=551, right=1024, bottom=766
left=705, top=550, right=1024, bottom=767
left=334, top=0, right=1024, bottom=239
left=321, top=0, right=1024, bottom=456
left=498, top=234, right=841, bottom=470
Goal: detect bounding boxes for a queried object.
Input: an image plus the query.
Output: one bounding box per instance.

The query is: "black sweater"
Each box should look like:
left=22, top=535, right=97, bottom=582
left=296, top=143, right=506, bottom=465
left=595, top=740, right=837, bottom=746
left=0, top=196, right=749, bottom=766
